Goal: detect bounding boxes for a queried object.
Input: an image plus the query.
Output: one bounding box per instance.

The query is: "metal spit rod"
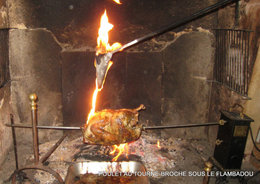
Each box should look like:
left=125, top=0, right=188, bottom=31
left=6, top=120, right=225, bottom=131
left=40, top=134, right=67, bottom=163
left=113, top=0, right=239, bottom=53
left=142, top=121, right=223, bottom=130
left=5, top=123, right=82, bottom=130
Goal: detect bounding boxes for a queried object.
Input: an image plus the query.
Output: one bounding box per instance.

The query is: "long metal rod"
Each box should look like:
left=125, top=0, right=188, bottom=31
left=113, top=0, right=238, bottom=53
left=10, top=114, right=19, bottom=170
left=142, top=122, right=220, bottom=130
left=40, top=134, right=67, bottom=163
left=6, top=121, right=223, bottom=131
left=5, top=123, right=82, bottom=130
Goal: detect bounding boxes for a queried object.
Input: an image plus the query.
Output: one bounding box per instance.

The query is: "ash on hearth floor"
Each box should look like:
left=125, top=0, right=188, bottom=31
left=24, top=132, right=213, bottom=184
left=2, top=131, right=258, bottom=184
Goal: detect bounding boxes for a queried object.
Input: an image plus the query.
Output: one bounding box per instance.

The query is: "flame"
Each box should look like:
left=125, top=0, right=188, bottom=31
left=86, top=10, right=120, bottom=124
left=86, top=80, right=100, bottom=124
left=95, top=10, right=121, bottom=90
left=86, top=10, right=128, bottom=162
left=96, top=10, right=121, bottom=55
left=110, top=143, right=129, bottom=161
left=157, top=140, right=161, bottom=149
left=113, top=0, right=122, bottom=4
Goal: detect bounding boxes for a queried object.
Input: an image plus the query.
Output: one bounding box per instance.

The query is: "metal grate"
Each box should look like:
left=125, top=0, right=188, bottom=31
left=214, top=29, right=252, bottom=96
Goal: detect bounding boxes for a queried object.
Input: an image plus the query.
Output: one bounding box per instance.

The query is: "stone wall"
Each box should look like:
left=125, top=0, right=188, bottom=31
left=8, top=29, right=63, bottom=143
left=0, top=0, right=231, bottom=166
left=0, top=28, right=64, bottom=166
left=162, top=31, right=215, bottom=139
left=241, top=0, right=260, bottom=158
left=0, top=0, right=64, bottom=166
left=0, top=29, right=11, bottom=165
left=0, top=0, right=12, bottom=166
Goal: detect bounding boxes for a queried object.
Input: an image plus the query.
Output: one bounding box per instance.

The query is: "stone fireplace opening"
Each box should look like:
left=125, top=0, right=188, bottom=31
left=0, top=0, right=259, bottom=183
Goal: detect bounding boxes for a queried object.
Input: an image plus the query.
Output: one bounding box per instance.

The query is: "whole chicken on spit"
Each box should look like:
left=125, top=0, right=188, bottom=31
left=83, top=104, right=145, bottom=145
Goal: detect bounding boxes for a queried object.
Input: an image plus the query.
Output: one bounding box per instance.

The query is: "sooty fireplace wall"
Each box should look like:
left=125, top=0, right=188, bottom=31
left=60, top=0, right=217, bottom=139
left=0, top=0, right=259, bottom=172
left=0, top=0, right=229, bottom=166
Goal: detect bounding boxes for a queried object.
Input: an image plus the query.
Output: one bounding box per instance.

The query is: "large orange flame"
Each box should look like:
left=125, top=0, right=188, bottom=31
left=86, top=10, right=120, bottom=125
left=96, top=10, right=121, bottom=55
left=110, top=143, right=129, bottom=161
left=86, top=10, right=127, bottom=161
left=113, top=0, right=122, bottom=4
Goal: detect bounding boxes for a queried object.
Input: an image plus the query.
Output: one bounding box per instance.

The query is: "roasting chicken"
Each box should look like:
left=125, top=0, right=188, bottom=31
left=83, top=104, right=145, bottom=145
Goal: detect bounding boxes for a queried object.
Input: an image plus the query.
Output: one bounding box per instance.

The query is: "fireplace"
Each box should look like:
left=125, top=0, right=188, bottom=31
left=0, top=0, right=260, bottom=183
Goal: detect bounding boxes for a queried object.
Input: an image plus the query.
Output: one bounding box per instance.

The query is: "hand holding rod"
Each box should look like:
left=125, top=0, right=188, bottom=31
left=95, top=0, right=239, bottom=89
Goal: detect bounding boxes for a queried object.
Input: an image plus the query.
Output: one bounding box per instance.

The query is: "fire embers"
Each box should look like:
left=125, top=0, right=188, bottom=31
left=83, top=105, right=145, bottom=145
